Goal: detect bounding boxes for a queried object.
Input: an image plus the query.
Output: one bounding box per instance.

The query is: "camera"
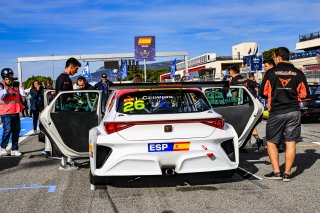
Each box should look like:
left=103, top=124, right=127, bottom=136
left=5, top=77, right=19, bottom=87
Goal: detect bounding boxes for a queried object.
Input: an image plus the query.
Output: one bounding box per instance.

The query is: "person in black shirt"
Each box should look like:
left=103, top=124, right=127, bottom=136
left=260, top=47, right=309, bottom=181
left=247, top=73, right=259, bottom=97
left=55, top=57, right=81, bottom=93
left=55, top=57, right=82, bottom=171
left=229, top=65, right=247, bottom=85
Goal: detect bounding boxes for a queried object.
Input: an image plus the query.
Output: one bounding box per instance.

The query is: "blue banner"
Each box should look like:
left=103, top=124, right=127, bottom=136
left=290, top=50, right=319, bottom=60
left=170, top=58, right=177, bottom=78
left=82, top=62, right=91, bottom=80
left=134, top=36, right=156, bottom=61
left=250, top=56, right=262, bottom=71
left=121, top=59, right=127, bottom=79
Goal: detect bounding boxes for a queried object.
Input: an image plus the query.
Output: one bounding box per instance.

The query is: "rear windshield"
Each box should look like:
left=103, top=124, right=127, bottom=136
left=117, top=89, right=211, bottom=114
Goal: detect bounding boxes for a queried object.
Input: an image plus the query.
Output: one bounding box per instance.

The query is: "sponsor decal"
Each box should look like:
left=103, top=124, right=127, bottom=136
left=279, top=78, right=292, bottom=87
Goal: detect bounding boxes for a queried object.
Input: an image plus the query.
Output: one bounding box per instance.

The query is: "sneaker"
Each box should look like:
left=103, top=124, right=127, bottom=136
left=0, top=148, right=8, bottom=156
left=256, top=138, right=264, bottom=149
left=264, top=172, right=282, bottom=180
left=11, top=150, right=22, bottom=156
left=282, top=173, right=292, bottom=182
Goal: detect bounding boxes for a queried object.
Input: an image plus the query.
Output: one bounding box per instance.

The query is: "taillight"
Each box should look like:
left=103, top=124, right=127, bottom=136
left=200, top=118, right=224, bottom=129
left=104, top=118, right=224, bottom=134
left=104, top=122, right=133, bottom=134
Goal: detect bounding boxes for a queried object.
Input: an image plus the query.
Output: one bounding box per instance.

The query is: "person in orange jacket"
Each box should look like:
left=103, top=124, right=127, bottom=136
left=0, top=68, right=24, bottom=156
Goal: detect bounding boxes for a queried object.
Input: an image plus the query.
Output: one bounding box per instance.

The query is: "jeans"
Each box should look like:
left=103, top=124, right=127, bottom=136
left=0, top=113, right=21, bottom=151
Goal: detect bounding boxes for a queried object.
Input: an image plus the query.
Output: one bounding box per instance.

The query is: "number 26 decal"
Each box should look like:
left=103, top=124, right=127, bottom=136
left=123, top=100, right=145, bottom=112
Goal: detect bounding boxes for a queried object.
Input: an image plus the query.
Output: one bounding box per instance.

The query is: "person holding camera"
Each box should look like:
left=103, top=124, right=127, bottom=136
left=0, top=68, right=24, bottom=156
left=30, top=80, right=44, bottom=134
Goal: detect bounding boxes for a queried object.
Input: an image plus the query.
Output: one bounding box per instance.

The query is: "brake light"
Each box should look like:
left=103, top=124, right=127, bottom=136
left=104, top=122, right=134, bottom=134
left=200, top=118, right=224, bottom=129
left=104, top=118, right=224, bottom=134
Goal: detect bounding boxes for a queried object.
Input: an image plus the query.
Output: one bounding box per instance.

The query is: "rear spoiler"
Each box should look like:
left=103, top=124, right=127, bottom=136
left=109, top=81, right=230, bottom=90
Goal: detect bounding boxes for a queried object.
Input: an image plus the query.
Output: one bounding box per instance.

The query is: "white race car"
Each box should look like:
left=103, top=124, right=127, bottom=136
left=88, top=82, right=263, bottom=189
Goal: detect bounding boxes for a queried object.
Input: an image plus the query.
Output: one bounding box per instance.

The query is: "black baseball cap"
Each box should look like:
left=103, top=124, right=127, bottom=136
left=101, top=73, right=108, bottom=78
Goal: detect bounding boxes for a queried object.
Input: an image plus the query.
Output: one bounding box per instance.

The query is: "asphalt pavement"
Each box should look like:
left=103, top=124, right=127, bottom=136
left=0, top=120, right=319, bottom=213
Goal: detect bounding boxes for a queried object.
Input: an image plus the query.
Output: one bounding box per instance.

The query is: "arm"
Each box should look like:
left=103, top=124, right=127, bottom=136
left=259, top=72, right=270, bottom=99
left=296, top=72, right=310, bottom=101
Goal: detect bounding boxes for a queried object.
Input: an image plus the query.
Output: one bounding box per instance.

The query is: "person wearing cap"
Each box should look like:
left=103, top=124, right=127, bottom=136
left=94, top=73, right=113, bottom=113
left=55, top=58, right=81, bottom=170
left=0, top=68, right=24, bottom=156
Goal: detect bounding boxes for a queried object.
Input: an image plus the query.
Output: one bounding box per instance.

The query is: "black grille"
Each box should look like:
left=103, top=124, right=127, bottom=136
left=96, top=145, right=112, bottom=169
left=221, top=139, right=235, bottom=162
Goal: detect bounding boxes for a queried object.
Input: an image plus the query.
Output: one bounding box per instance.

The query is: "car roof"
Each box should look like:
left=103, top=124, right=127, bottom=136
left=114, top=88, right=202, bottom=99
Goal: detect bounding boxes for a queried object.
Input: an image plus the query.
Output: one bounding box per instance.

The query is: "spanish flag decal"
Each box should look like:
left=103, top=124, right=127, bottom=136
left=173, top=142, right=190, bottom=151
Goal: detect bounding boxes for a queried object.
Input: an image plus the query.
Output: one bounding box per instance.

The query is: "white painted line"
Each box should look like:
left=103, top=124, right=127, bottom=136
left=19, top=129, right=34, bottom=143
left=238, top=167, right=263, bottom=180
left=312, top=142, right=320, bottom=145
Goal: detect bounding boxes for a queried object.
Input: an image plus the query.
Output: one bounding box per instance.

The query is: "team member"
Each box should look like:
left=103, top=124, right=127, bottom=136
left=94, top=73, right=112, bottom=113
left=247, top=73, right=264, bottom=149
left=260, top=47, right=309, bottom=181
left=55, top=57, right=81, bottom=170
left=229, top=65, right=247, bottom=85
left=76, top=76, right=94, bottom=90
left=0, top=68, right=24, bottom=156
left=56, top=57, right=81, bottom=92
left=263, top=58, right=276, bottom=71
left=132, top=74, right=143, bottom=83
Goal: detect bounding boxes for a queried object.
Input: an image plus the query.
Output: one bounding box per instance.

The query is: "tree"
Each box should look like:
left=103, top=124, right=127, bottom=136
left=262, top=48, right=276, bottom=59
left=23, top=76, right=53, bottom=89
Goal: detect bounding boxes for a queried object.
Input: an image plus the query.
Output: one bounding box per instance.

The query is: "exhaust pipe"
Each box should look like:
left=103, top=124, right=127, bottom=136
left=164, top=168, right=175, bottom=176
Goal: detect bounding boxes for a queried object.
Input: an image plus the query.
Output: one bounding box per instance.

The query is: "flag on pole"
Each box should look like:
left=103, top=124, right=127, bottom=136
left=222, top=68, right=229, bottom=81
left=82, top=62, right=91, bottom=80
left=170, top=58, right=177, bottom=78
left=121, top=59, right=127, bottom=79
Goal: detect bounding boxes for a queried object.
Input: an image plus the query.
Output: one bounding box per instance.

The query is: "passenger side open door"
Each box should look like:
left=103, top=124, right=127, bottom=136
left=40, top=90, right=103, bottom=158
left=203, top=86, right=264, bottom=148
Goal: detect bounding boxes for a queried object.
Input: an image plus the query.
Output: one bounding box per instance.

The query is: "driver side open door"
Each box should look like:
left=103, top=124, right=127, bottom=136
left=40, top=90, right=103, bottom=158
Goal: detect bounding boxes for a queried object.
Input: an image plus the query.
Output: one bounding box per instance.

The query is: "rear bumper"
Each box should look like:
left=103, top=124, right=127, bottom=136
left=89, top=124, right=239, bottom=176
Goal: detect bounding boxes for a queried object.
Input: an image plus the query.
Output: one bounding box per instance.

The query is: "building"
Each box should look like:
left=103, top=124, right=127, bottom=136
left=290, top=31, right=320, bottom=82
left=160, top=42, right=259, bottom=82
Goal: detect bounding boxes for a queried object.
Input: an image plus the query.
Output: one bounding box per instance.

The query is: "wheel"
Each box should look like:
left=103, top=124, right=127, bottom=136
left=89, top=172, right=111, bottom=186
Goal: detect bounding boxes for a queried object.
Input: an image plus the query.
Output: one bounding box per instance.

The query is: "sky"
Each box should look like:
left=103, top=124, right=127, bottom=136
left=0, top=0, right=319, bottom=81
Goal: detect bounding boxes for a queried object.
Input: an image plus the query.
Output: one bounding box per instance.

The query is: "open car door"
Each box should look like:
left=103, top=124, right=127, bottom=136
left=39, top=90, right=103, bottom=158
left=203, top=86, right=263, bottom=148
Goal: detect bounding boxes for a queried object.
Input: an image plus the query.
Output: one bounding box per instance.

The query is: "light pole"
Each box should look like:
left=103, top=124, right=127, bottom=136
left=52, top=54, right=55, bottom=79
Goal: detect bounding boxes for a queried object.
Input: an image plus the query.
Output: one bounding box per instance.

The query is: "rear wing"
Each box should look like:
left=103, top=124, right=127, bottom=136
left=109, top=81, right=229, bottom=90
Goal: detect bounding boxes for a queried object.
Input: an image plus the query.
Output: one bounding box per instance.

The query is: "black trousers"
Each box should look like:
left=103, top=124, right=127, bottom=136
left=32, top=110, right=40, bottom=131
